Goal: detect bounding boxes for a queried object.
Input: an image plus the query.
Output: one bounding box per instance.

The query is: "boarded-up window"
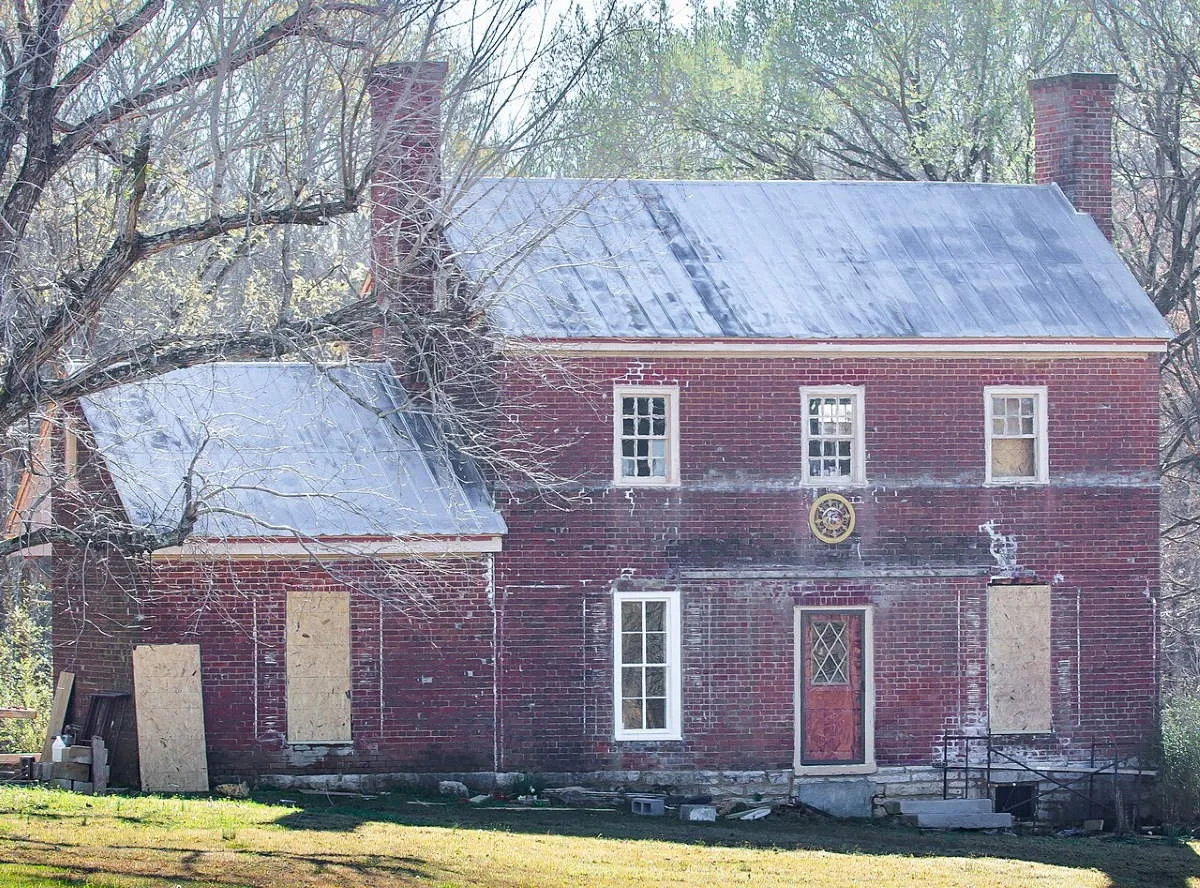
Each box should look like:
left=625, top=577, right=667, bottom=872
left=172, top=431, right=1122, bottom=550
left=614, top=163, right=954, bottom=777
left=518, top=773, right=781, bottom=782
left=987, top=585, right=1051, bottom=734
left=133, top=644, right=209, bottom=792
left=286, top=590, right=351, bottom=743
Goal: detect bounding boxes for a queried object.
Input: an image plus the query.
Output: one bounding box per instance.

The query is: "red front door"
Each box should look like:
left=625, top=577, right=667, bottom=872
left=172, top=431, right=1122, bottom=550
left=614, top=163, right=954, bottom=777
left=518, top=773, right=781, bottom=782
left=800, top=610, right=866, bottom=765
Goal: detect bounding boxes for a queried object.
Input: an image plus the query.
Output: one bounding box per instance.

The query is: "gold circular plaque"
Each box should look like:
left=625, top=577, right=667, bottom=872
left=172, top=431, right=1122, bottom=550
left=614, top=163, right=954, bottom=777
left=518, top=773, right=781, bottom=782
left=808, top=493, right=856, bottom=544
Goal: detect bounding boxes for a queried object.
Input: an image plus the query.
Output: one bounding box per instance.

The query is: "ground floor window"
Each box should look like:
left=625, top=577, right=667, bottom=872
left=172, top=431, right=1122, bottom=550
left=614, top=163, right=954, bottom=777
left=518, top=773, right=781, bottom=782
left=613, top=589, right=682, bottom=740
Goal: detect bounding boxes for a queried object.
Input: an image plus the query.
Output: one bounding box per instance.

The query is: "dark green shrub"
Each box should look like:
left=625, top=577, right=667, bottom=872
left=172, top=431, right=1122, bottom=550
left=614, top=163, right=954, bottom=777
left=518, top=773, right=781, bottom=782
left=1159, top=687, right=1200, bottom=823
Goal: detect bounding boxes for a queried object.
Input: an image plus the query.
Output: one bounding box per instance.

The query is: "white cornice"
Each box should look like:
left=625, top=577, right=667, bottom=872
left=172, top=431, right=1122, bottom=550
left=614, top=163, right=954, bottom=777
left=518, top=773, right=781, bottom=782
left=503, top=337, right=1167, bottom=357
left=150, top=536, right=503, bottom=561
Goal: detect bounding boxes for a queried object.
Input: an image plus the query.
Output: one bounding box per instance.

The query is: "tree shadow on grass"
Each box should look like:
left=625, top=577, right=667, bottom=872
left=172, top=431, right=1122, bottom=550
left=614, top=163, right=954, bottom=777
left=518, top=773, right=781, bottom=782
left=0, top=835, right=432, bottom=887
left=268, top=793, right=1200, bottom=888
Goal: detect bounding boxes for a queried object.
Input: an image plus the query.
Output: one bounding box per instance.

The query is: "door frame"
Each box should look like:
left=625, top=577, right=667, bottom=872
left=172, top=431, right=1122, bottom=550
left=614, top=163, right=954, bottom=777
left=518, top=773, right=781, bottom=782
left=793, top=605, right=877, bottom=775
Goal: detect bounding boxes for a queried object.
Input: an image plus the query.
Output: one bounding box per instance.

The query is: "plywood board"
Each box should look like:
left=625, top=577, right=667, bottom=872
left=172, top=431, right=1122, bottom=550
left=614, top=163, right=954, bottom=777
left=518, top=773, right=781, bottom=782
left=40, top=671, right=73, bottom=762
left=286, top=590, right=351, bottom=743
left=988, top=585, right=1052, bottom=734
left=133, top=644, right=209, bottom=792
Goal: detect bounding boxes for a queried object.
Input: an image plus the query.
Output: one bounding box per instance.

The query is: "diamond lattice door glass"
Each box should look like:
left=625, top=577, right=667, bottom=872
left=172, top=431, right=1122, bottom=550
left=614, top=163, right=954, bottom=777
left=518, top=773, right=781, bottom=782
left=810, top=620, right=850, bottom=685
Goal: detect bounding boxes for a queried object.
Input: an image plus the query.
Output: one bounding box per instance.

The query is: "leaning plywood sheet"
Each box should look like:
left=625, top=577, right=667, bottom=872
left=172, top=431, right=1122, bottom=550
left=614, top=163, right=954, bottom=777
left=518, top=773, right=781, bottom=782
left=40, top=671, right=73, bottom=762
left=287, top=590, right=352, bottom=743
left=133, top=644, right=209, bottom=792
left=988, top=585, right=1052, bottom=734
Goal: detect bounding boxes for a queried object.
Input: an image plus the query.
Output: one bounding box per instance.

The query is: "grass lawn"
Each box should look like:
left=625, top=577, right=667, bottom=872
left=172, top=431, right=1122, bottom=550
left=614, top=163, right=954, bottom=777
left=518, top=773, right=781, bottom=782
left=0, top=786, right=1197, bottom=888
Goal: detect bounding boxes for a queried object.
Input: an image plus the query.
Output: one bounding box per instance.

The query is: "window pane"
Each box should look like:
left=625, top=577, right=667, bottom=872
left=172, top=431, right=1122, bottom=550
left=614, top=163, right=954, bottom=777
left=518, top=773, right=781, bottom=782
left=638, top=417, right=651, bottom=435
left=621, top=458, right=637, bottom=477
left=621, top=602, right=642, bottom=632
left=622, top=666, right=642, bottom=697
left=622, top=397, right=636, bottom=415
left=645, top=698, right=667, bottom=729
left=622, top=699, right=643, bottom=730
left=622, top=632, right=642, bottom=663
left=623, top=418, right=635, bottom=435
left=645, top=633, right=665, bottom=663
left=645, top=667, right=666, bottom=696
left=645, top=601, right=665, bottom=631
left=652, top=417, right=665, bottom=435
left=622, top=440, right=636, bottom=457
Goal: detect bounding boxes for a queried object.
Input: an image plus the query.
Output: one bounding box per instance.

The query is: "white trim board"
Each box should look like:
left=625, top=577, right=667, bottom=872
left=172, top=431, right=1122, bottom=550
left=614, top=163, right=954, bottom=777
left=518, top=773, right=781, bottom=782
left=612, top=384, right=682, bottom=488
left=613, top=588, right=683, bottom=742
left=150, top=536, right=504, bottom=560
left=506, top=338, right=1167, bottom=357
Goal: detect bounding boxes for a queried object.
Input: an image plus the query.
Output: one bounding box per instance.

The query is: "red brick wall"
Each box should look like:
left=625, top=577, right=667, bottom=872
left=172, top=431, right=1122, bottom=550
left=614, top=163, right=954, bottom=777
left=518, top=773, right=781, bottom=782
left=135, top=557, right=497, bottom=780
left=52, top=349, right=1161, bottom=782
left=490, top=352, right=1161, bottom=772
left=1030, top=73, right=1118, bottom=238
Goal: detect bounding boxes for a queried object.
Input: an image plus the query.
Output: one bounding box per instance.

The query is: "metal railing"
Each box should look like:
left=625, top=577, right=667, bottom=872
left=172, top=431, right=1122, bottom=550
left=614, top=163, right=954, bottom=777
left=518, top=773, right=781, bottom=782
left=937, top=733, right=1151, bottom=826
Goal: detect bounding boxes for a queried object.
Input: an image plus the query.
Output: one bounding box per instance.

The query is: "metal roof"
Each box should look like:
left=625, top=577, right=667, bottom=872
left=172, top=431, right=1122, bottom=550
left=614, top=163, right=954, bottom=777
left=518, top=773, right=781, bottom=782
left=446, top=179, right=1171, bottom=341
left=80, top=362, right=505, bottom=540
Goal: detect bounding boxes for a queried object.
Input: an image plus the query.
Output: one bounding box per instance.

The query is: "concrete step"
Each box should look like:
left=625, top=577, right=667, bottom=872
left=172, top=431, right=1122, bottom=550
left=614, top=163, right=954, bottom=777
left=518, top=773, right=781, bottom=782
left=916, top=811, right=1015, bottom=830
left=900, top=798, right=995, bottom=816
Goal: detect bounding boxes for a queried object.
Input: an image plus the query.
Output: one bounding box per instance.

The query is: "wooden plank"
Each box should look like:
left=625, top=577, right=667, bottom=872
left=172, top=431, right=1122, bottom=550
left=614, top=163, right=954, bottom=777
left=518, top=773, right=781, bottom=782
left=988, top=585, right=1052, bottom=733
left=133, top=645, right=209, bottom=792
left=40, top=671, right=74, bottom=762
left=286, top=591, right=351, bottom=743
left=0, top=753, right=39, bottom=765
left=91, top=736, right=108, bottom=794
left=0, top=708, right=37, bottom=719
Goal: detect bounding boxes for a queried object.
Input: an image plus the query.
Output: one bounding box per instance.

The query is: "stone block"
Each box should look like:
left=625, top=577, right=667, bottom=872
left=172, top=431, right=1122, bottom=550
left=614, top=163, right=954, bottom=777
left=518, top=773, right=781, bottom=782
left=679, top=804, right=717, bottom=822
left=438, top=780, right=470, bottom=798
left=795, top=780, right=874, bottom=818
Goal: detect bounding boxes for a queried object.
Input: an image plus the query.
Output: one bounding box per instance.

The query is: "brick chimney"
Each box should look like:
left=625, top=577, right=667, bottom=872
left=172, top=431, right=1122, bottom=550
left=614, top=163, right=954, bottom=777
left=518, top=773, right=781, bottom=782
left=367, top=60, right=449, bottom=313
left=1028, top=73, right=1118, bottom=239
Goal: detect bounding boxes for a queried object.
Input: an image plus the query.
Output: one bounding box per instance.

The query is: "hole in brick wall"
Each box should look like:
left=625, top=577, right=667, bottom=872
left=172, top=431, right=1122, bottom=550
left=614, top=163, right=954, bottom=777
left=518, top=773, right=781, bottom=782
left=995, top=783, right=1036, bottom=820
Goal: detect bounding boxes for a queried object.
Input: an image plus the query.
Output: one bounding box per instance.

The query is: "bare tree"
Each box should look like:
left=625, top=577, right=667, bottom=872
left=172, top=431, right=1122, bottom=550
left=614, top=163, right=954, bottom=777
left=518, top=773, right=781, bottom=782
left=0, top=0, right=617, bottom=561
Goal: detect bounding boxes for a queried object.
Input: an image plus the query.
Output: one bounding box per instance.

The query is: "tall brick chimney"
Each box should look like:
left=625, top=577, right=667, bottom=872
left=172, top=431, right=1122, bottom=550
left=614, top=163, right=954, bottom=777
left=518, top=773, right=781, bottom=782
left=1028, top=72, right=1118, bottom=239
left=367, top=60, right=449, bottom=312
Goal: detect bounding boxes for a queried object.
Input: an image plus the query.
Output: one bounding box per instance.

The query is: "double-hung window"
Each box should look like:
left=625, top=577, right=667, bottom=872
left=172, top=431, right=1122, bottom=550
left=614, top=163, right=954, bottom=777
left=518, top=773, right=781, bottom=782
left=985, top=386, right=1048, bottom=484
left=613, top=589, right=682, bottom=740
left=800, top=386, right=866, bottom=485
left=613, top=385, right=680, bottom=486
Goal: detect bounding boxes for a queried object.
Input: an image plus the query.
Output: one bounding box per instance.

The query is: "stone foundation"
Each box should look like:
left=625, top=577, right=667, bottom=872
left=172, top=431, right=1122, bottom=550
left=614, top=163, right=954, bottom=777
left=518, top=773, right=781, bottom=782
left=257, top=763, right=1157, bottom=825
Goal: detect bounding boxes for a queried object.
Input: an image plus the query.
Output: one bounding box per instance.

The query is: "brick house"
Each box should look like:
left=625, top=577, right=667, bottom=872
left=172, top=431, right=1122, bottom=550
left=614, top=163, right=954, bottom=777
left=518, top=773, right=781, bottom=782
left=34, top=69, right=1171, bottom=804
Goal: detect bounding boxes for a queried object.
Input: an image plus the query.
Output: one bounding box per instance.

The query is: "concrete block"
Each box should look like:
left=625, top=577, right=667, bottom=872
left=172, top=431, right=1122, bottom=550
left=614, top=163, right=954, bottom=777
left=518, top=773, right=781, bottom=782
left=630, top=796, right=665, bottom=816
left=796, top=780, right=874, bottom=818
left=900, top=798, right=994, bottom=816
left=917, top=812, right=1014, bottom=830
left=679, top=804, right=717, bottom=822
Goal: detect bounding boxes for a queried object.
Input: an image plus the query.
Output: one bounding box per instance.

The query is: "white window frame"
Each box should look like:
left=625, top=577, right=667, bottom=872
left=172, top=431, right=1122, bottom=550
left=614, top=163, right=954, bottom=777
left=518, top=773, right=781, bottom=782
left=800, top=385, right=866, bottom=486
left=613, top=588, right=682, bottom=741
left=613, top=385, right=681, bottom=487
left=984, top=386, right=1049, bottom=485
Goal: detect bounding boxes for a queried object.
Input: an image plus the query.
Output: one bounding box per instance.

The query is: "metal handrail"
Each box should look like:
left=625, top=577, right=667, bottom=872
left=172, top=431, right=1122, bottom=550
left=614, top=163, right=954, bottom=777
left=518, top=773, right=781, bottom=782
left=937, top=732, right=1146, bottom=825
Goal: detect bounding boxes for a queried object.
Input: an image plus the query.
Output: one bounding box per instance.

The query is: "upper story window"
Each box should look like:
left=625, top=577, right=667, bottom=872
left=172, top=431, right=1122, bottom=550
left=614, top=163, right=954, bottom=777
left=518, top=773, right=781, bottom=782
left=613, top=385, right=680, bottom=487
left=985, top=386, right=1048, bottom=484
left=614, top=588, right=682, bottom=741
left=800, top=386, right=865, bottom=485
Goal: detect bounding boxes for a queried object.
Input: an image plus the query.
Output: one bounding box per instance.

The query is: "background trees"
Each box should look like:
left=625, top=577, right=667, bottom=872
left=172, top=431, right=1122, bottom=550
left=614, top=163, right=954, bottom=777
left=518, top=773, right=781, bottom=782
left=531, top=0, right=1200, bottom=687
